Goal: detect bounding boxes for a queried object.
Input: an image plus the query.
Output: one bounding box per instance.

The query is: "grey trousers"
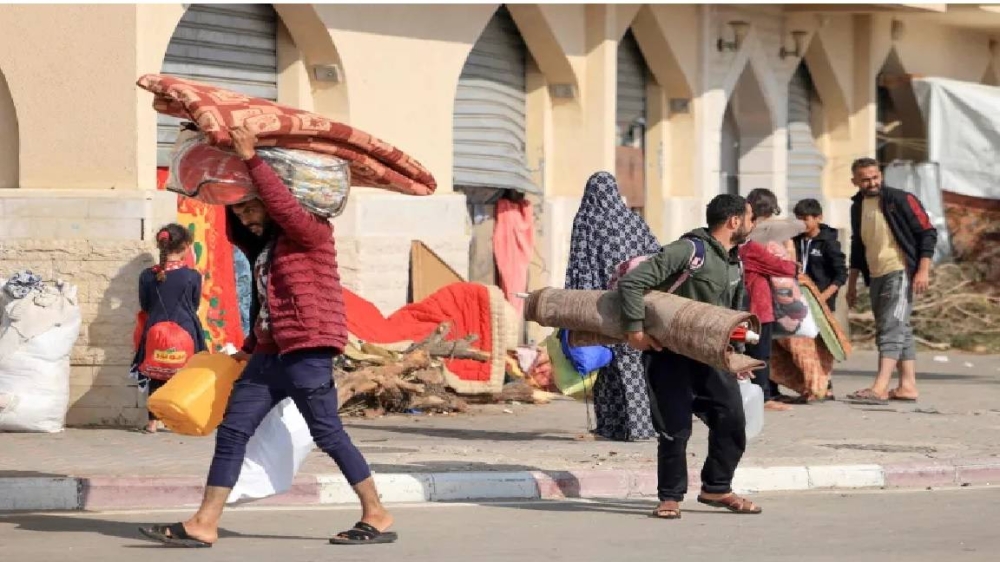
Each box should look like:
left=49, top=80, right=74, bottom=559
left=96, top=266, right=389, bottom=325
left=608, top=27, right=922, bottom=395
left=870, top=270, right=916, bottom=362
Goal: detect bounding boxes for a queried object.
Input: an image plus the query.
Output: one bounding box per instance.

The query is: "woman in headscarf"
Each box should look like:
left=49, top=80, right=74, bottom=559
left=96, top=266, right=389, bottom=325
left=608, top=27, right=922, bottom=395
left=565, top=171, right=662, bottom=441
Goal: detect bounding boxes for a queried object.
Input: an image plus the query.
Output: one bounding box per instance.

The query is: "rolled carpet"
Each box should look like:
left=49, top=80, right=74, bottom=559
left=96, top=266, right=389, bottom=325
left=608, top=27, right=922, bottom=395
left=523, top=288, right=764, bottom=374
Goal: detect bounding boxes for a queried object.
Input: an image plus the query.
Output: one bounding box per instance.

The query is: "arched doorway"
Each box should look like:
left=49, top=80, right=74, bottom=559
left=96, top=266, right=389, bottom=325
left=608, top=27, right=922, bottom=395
left=720, top=64, right=775, bottom=197
left=157, top=3, right=280, bottom=167
left=0, top=68, right=17, bottom=189
left=876, top=49, right=927, bottom=165
left=786, top=63, right=826, bottom=206
left=615, top=29, right=649, bottom=215
left=453, top=5, right=538, bottom=284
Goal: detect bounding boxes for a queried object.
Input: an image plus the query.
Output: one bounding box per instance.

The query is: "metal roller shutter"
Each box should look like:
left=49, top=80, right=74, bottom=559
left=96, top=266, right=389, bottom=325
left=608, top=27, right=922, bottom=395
left=158, top=4, right=279, bottom=166
left=616, top=31, right=646, bottom=148
left=615, top=30, right=648, bottom=210
left=720, top=105, right=740, bottom=195
left=453, top=7, right=536, bottom=193
left=786, top=65, right=826, bottom=206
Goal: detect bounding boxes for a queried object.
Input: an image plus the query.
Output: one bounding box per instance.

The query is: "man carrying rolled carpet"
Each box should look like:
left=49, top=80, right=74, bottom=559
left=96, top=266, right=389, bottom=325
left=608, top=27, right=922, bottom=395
left=617, top=193, right=760, bottom=520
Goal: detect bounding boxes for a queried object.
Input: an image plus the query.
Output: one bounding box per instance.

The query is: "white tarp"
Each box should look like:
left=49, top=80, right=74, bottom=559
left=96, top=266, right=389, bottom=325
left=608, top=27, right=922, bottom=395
left=912, top=77, right=1000, bottom=201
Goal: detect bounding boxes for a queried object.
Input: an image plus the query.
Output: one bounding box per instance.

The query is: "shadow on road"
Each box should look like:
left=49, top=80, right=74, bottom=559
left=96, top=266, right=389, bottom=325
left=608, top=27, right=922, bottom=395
left=349, top=424, right=579, bottom=443
left=0, top=514, right=314, bottom=544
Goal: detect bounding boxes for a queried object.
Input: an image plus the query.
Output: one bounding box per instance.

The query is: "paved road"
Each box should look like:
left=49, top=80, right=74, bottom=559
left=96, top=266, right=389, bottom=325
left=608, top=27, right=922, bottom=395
left=2, top=488, right=995, bottom=561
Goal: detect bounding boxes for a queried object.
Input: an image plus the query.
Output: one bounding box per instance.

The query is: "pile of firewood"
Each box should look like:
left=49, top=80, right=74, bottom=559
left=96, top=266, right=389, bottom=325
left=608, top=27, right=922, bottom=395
left=849, top=262, right=1000, bottom=352
left=333, top=322, right=552, bottom=417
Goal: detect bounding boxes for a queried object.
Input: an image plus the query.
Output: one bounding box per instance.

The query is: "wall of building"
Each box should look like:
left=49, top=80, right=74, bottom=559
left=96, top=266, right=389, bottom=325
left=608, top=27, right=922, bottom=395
left=1, top=3, right=997, bottom=423
left=0, top=190, right=176, bottom=426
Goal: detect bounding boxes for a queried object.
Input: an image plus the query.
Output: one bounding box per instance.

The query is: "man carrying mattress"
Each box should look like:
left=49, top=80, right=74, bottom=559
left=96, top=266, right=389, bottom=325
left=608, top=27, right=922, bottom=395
left=617, top=193, right=761, bottom=520
left=140, top=126, right=396, bottom=548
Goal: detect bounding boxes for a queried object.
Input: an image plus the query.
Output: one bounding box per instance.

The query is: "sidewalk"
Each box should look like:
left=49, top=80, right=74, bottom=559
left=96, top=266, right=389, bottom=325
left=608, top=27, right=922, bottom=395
left=3, top=350, right=1000, bottom=511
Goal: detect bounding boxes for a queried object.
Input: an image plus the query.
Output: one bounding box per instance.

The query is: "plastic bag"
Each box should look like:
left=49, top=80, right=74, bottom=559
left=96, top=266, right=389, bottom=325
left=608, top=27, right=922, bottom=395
left=227, top=398, right=316, bottom=504
left=166, top=130, right=256, bottom=206
left=543, top=332, right=597, bottom=400
left=558, top=329, right=611, bottom=375
left=763, top=241, right=820, bottom=339
left=770, top=277, right=820, bottom=338
left=166, top=131, right=351, bottom=217
left=739, top=379, right=764, bottom=439
left=0, top=281, right=81, bottom=433
left=257, top=147, right=351, bottom=218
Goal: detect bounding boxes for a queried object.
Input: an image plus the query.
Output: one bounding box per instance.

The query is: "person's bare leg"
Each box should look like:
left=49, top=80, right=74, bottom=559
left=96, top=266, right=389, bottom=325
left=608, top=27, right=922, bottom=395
left=177, top=486, right=230, bottom=544
left=893, top=359, right=919, bottom=399
left=353, top=477, right=393, bottom=531
left=869, top=357, right=897, bottom=399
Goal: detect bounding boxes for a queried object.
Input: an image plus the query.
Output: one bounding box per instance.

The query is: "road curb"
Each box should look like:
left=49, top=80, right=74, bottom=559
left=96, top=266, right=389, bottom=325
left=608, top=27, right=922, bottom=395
left=2, top=459, right=998, bottom=512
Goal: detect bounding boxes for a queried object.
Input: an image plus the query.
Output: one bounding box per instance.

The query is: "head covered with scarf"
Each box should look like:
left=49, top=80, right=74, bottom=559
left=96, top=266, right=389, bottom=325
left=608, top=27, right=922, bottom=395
left=565, top=171, right=661, bottom=290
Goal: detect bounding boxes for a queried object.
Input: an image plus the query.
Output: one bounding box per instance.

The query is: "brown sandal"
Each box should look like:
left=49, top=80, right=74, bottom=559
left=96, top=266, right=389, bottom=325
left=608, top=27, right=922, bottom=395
left=697, top=494, right=762, bottom=514
left=650, top=501, right=681, bottom=519
left=846, top=389, right=888, bottom=405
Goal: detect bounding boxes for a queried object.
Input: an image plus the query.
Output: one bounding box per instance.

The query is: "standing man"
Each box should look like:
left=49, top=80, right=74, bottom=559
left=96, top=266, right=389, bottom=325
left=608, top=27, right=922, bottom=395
left=617, top=193, right=761, bottom=520
left=845, top=158, right=938, bottom=404
left=140, top=126, right=396, bottom=548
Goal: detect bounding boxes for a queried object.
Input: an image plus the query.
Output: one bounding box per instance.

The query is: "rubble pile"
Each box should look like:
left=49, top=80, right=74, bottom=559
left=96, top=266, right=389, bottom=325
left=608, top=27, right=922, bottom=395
left=849, top=262, right=1000, bottom=352
left=335, top=322, right=554, bottom=417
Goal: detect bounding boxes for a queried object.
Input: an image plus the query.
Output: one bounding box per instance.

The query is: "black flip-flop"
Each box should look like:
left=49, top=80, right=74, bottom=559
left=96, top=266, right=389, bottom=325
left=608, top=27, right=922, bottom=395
left=329, top=522, right=398, bottom=545
left=138, top=523, right=212, bottom=548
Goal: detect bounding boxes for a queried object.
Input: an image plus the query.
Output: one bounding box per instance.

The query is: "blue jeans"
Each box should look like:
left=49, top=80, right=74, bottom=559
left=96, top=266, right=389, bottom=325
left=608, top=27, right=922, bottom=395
left=206, top=348, right=371, bottom=488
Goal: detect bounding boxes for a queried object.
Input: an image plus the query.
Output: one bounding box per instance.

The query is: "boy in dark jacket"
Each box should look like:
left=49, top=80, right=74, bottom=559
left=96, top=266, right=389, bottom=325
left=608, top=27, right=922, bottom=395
left=792, top=199, right=848, bottom=311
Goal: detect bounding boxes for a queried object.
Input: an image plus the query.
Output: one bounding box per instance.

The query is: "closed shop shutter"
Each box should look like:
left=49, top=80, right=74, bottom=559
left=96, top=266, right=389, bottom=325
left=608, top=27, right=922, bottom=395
left=721, top=105, right=740, bottom=195
left=786, top=65, right=826, bottom=206
left=158, top=4, right=279, bottom=166
left=453, top=7, right=536, bottom=193
left=616, top=30, right=647, bottom=210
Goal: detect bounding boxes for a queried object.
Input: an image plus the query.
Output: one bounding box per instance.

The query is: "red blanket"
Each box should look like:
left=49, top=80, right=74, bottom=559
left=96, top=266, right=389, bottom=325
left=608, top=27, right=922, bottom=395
left=344, top=283, right=508, bottom=394
left=137, top=74, right=437, bottom=196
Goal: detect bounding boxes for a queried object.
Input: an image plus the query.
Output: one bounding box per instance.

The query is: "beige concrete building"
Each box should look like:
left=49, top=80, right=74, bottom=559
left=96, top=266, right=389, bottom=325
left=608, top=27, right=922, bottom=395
left=1, top=3, right=998, bottom=427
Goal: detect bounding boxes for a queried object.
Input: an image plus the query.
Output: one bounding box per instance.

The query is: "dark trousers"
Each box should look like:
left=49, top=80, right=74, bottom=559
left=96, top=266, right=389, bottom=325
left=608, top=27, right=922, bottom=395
left=745, top=322, right=780, bottom=400
left=645, top=349, right=746, bottom=502
left=206, top=348, right=371, bottom=488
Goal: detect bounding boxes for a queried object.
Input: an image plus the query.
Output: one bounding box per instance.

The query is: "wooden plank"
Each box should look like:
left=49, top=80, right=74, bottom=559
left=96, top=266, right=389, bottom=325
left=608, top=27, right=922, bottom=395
left=615, top=146, right=646, bottom=209
left=410, top=241, right=465, bottom=303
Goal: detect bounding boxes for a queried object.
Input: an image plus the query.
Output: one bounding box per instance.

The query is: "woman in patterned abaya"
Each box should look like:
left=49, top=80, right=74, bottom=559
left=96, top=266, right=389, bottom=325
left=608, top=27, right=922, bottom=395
left=565, top=171, right=662, bottom=441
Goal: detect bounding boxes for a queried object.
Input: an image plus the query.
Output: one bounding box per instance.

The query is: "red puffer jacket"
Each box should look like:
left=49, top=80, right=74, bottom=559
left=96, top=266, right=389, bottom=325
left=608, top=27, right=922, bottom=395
left=230, top=155, right=348, bottom=355
left=739, top=240, right=798, bottom=324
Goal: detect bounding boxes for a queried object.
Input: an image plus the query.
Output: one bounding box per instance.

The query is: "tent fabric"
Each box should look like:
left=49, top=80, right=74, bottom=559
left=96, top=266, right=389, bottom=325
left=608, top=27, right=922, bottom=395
left=912, top=77, right=1000, bottom=201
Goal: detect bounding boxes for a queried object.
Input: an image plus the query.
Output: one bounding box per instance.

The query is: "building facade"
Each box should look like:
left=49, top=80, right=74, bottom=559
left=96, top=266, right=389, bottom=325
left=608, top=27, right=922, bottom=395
left=1, top=3, right=998, bottom=426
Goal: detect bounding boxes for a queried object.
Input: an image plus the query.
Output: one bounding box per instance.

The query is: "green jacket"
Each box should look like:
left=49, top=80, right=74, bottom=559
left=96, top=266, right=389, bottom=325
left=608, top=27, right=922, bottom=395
left=617, top=228, right=746, bottom=333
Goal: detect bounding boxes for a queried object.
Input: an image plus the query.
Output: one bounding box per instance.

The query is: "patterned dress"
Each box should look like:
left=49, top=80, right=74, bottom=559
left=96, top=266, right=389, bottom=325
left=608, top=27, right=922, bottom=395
left=565, top=171, right=661, bottom=441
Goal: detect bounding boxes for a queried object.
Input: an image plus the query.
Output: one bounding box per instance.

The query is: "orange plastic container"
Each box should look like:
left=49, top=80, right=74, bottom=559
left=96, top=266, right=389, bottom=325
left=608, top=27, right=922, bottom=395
left=147, top=352, right=246, bottom=436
